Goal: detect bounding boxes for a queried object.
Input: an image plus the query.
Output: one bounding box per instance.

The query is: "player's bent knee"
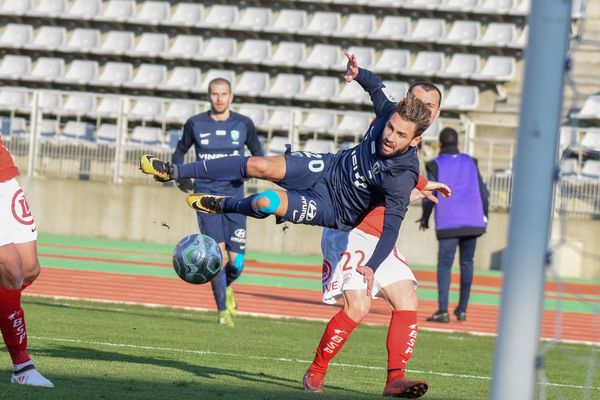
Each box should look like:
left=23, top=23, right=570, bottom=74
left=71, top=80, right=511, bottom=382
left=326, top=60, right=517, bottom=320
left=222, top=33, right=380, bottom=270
left=22, top=260, right=41, bottom=284
left=254, top=190, right=281, bottom=214
left=0, top=264, right=24, bottom=290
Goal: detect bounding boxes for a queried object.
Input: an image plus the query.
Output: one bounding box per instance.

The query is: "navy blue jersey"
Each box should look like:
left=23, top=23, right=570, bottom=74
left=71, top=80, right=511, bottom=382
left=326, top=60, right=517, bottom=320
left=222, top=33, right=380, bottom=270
left=172, top=110, right=263, bottom=196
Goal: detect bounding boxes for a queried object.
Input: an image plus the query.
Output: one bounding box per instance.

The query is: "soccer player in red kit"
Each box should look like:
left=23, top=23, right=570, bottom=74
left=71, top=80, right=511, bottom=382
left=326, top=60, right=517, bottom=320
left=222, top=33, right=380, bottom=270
left=0, top=135, right=53, bottom=387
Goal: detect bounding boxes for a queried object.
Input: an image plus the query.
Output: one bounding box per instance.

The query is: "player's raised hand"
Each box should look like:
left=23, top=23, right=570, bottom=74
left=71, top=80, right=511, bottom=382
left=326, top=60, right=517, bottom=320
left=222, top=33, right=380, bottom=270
left=343, top=51, right=359, bottom=83
left=356, top=265, right=375, bottom=297
left=424, top=180, right=452, bottom=198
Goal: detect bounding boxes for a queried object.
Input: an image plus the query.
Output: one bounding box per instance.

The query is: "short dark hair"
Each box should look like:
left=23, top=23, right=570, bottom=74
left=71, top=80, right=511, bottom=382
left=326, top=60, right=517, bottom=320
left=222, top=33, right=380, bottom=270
left=408, top=81, right=442, bottom=106
left=439, top=127, right=458, bottom=147
left=208, top=78, right=232, bottom=94
left=394, top=94, right=431, bottom=137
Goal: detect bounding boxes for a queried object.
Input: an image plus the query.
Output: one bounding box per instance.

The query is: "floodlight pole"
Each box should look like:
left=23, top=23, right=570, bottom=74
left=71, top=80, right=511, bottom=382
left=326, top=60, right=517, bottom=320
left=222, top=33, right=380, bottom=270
left=491, top=1, right=572, bottom=400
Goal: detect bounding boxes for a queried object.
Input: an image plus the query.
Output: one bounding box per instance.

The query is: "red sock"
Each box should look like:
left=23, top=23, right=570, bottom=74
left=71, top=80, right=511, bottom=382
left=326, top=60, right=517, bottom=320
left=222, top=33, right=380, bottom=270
left=0, top=286, right=30, bottom=364
left=309, top=310, right=359, bottom=374
left=386, top=310, right=418, bottom=382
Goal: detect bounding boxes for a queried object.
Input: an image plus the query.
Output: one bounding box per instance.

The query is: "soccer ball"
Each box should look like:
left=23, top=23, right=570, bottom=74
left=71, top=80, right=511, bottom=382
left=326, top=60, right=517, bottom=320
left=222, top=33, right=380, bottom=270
left=172, top=234, right=222, bottom=284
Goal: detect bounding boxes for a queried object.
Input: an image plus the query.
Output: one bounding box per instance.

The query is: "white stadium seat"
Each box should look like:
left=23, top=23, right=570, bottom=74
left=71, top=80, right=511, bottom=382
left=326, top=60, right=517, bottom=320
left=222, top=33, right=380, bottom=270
left=56, top=60, right=98, bottom=84
left=129, top=98, right=164, bottom=121
left=304, top=139, right=336, bottom=153
left=96, top=31, right=135, bottom=55
left=198, top=38, right=236, bottom=62
left=443, top=85, right=480, bottom=111
left=0, top=24, right=33, bottom=48
left=263, top=74, right=304, bottom=99
left=559, top=158, right=578, bottom=177
left=295, top=76, right=339, bottom=102
left=298, top=111, right=337, bottom=134
left=39, top=91, right=61, bottom=113
left=163, top=101, right=197, bottom=123
left=267, top=9, right=307, bottom=33
left=559, top=126, right=578, bottom=151
left=124, top=64, right=167, bottom=89
left=130, top=126, right=162, bottom=146
left=336, top=46, right=375, bottom=71
left=164, top=35, right=202, bottom=60
left=97, top=123, right=118, bottom=143
left=329, top=113, right=372, bottom=137
left=23, top=57, right=64, bottom=82
left=59, top=93, right=96, bottom=116
left=68, top=0, right=100, bottom=19
left=0, top=55, right=31, bottom=80
left=384, top=81, right=410, bottom=102
left=63, top=121, right=94, bottom=141
left=332, top=81, right=370, bottom=104
left=197, top=69, right=236, bottom=93
left=262, top=109, right=293, bottom=132
left=202, top=5, right=238, bottom=28
left=479, top=0, right=515, bottom=13
left=157, top=67, right=201, bottom=91
left=130, top=33, right=168, bottom=57
left=25, top=26, right=66, bottom=50
left=373, top=16, right=411, bottom=40
left=231, top=39, right=272, bottom=63
left=408, top=51, right=445, bottom=76
left=440, top=20, right=481, bottom=45
left=407, top=18, right=445, bottom=42
left=63, top=28, right=100, bottom=52
left=579, top=129, right=600, bottom=150
left=95, top=0, right=135, bottom=22
left=581, top=160, right=600, bottom=180
left=90, top=62, right=132, bottom=87
left=575, top=96, right=600, bottom=120
left=89, top=95, right=120, bottom=119
left=440, top=54, right=481, bottom=78
left=265, top=41, right=306, bottom=66
left=234, top=72, right=270, bottom=97
left=0, top=87, right=29, bottom=112
left=40, top=119, right=58, bottom=137
left=300, top=44, right=342, bottom=69
left=478, top=23, right=516, bottom=46
left=421, top=119, right=444, bottom=141
left=164, top=3, right=203, bottom=27
left=266, top=136, right=290, bottom=155
left=473, top=56, right=516, bottom=81
left=235, top=7, right=271, bottom=30
left=373, top=49, right=410, bottom=74
left=338, top=14, right=376, bottom=38
left=440, top=0, right=481, bottom=12
left=129, top=1, right=169, bottom=25
left=0, top=0, right=32, bottom=15
left=302, top=12, right=341, bottom=35
left=1, top=116, right=27, bottom=136
left=32, top=0, right=66, bottom=17
left=405, top=0, right=443, bottom=9
left=236, top=105, right=268, bottom=127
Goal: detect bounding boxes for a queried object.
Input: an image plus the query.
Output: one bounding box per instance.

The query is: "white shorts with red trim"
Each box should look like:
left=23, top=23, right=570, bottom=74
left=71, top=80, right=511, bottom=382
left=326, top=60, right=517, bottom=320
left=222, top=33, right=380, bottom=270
left=320, top=228, right=417, bottom=305
left=0, top=178, right=37, bottom=246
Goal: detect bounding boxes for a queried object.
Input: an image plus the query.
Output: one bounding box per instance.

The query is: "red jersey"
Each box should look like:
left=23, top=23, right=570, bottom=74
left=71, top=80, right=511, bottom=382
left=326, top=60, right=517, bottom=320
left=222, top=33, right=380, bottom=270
left=356, top=175, right=428, bottom=237
left=0, top=136, right=19, bottom=182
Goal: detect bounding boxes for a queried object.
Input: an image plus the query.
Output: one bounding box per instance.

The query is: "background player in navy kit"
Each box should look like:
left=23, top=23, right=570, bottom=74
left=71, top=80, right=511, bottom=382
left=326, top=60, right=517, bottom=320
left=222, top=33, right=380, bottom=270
left=171, top=78, right=263, bottom=326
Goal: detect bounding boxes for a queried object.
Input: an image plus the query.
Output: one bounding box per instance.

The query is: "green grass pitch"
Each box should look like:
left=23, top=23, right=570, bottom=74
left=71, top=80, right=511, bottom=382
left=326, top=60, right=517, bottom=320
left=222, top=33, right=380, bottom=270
left=0, top=296, right=597, bottom=399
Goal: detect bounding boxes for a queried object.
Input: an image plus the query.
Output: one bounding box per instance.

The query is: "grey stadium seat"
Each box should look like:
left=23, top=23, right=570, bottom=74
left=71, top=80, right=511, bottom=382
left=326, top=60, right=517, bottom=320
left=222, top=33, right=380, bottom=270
left=298, top=111, right=337, bottom=135
left=63, top=28, right=100, bottom=52
left=25, top=26, right=66, bottom=51
left=68, top=0, right=100, bottom=19
left=408, top=51, right=445, bottom=76
left=56, top=60, right=98, bottom=84
left=265, top=41, right=306, bottom=67
left=129, top=126, right=163, bottom=146
left=202, top=5, right=238, bottom=28
left=407, top=18, right=445, bottom=42
left=90, top=62, right=133, bottom=87
left=579, top=129, right=600, bottom=151
left=295, top=76, right=339, bottom=102
left=0, top=0, right=33, bottom=15
left=440, top=54, right=481, bottom=78
left=197, top=38, right=236, bottom=62
left=581, top=160, right=600, bottom=180
left=95, top=0, right=135, bottom=22
left=62, top=121, right=94, bottom=141
left=164, top=35, right=203, bottom=60
left=157, top=67, right=201, bottom=91
left=23, top=57, right=64, bottom=82
left=124, top=64, right=167, bottom=89
left=231, top=40, right=272, bottom=64
left=478, top=23, right=516, bottom=46
left=337, top=14, right=376, bottom=38
left=300, top=44, right=342, bottom=69
left=31, top=0, right=66, bottom=17
left=267, top=9, right=307, bottom=33
left=234, top=72, right=270, bottom=97
left=442, top=85, right=480, bottom=111
left=262, top=109, right=293, bottom=132
left=163, top=101, right=197, bottom=124
left=263, top=74, right=304, bottom=99
left=39, top=91, right=61, bottom=113
left=473, top=56, right=516, bottom=81
left=128, top=1, right=169, bottom=25
left=236, top=105, right=268, bottom=127
left=332, top=81, right=370, bottom=104
left=96, top=31, right=135, bottom=55
left=163, top=3, right=203, bottom=27
left=96, top=123, right=119, bottom=144
left=439, top=20, right=481, bottom=45
left=373, top=49, right=410, bottom=74
left=59, top=93, right=96, bottom=116
left=234, top=7, right=272, bottom=31
left=383, top=81, right=410, bottom=102
left=0, top=87, right=29, bottom=112
left=129, top=98, right=164, bottom=121
left=0, top=24, right=33, bottom=48
left=0, top=55, right=31, bottom=80
left=373, top=16, right=411, bottom=40
left=89, top=95, right=120, bottom=119
left=130, top=33, right=168, bottom=57
left=302, top=12, right=341, bottom=35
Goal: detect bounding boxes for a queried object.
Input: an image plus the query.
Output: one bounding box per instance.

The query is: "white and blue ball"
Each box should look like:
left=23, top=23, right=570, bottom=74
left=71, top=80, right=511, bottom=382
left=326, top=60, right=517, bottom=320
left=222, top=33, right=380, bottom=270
left=172, top=234, right=222, bottom=284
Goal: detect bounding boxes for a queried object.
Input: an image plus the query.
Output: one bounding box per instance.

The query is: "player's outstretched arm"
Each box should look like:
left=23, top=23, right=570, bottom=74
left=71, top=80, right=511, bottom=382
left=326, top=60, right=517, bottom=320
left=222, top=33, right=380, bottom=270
left=409, top=181, right=451, bottom=204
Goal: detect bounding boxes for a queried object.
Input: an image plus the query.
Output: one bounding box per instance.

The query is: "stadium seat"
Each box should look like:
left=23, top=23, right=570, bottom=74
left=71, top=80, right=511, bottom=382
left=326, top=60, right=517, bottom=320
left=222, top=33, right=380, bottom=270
left=442, top=85, right=479, bottom=111
left=572, top=0, right=586, bottom=18
left=575, top=96, right=600, bottom=120
left=373, top=16, right=411, bottom=40
left=298, top=111, right=337, bottom=134
left=514, top=0, right=530, bottom=15
left=234, top=7, right=271, bottom=30
left=478, top=0, right=515, bottom=13
left=329, top=113, right=372, bottom=137
left=197, top=38, right=237, bottom=62
left=56, top=60, right=98, bottom=84
left=267, top=9, right=307, bottom=33
left=0, top=55, right=31, bottom=80
left=0, top=24, right=33, bottom=48
left=263, top=74, right=304, bottom=99
left=202, top=5, right=238, bottom=28
left=304, top=139, right=336, bottom=153
left=95, top=0, right=135, bottom=22
left=335, top=46, right=375, bottom=71
left=163, top=2, right=203, bottom=26
left=39, top=91, right=61, bottom=112
left=164, top=35, right=202, bottom=60
left=96, top=31, right=135, bottom=55
left=579, top=129, right=600, bottom=151
left=301, top=12, right=341, bottom=35
left=300, top=44, right=342, bottom=69
left=0, top=0, right=32, bottom=15
left=129, top=98, right=164, bottom=121
left=407, top=18, right=445, bottom=42
left=231, top=39, right=272, bottom=63
left=408, top=51, right=445, bottom=76
left=405, top=0, right=443, bottom=9
left=124, top=64, right=166, bottom=89
left=40, top=119, right=58, bottom=137
left=440, top=0, right=481, bottom=12
left=477, top=23, right=516, bottom=46
left=236, top=104, right=268, bottom=127
left=62, top=121, right=94, bottom=141
left=31, top=0, right=66, bottom=17
left=234, top=72, right=269, bottom=97
left=90, top=62, right=133, bottom=87
left=581, top=160, right=600, bottom=180
left=23, top=57, right=64, bottom=82
left=163, top=101, right=197, bottom=123
left=439, top=54, right=481, bottom=78
left=421, top=119, right=444, bottom=141
left=373, top=49, right=410, bottom=74
left=0, top=116, right=27, bottom=136
left=68, top=0, right=100, bottom=19
left=511, top=25, right=528, bottom=48
left=473, top=56, right=516, bottom=81
left=89, top=95, right=120, bottom=119
left=384, top=81, right=410, bottom=102
left=439, top=20, right=481, bottom=45
left=266, top=136, right=290, bottom=155
left=337, top=14, right=376, bottom=38
left=63, top=28, right=100, bottom=52
left=157, top=67, right=201, bottom=91
left=129, top=1, right=169, bottom=25
left=196, top=69, right=236, bottom=93
left=559, top=158, right=578, bottom=177
left=265, top=41, right=306, bottom=66
left=0, top=87, right=29, bottom=112
left=130, top=33, right=168, bottom=57
left=59, top=93, right=95, bottom=116
left=559, top=126, right=578, bottom=152
left=96, top=123, right=118, bottom=143
left=332, top=81, right=370, bottom=104
left=295, top=76, right=339, bottom=102
left=129, top=126, right=163, bottom=146
left=262, top=109, right=293, bottom=132
left=25, top=26, right=66, bottom=50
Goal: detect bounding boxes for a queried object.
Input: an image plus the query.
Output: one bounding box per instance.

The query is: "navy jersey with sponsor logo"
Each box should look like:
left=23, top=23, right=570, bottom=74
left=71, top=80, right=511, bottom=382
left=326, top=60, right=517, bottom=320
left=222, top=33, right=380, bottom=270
left=172, top=111, right=263, bottom=196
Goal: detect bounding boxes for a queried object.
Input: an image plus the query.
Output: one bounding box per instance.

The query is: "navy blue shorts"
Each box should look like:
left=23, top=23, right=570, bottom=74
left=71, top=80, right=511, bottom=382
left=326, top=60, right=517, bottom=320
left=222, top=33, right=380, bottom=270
left=277, top=151, right=336, bottom=190
left=197, top=212, right=246, bottom=254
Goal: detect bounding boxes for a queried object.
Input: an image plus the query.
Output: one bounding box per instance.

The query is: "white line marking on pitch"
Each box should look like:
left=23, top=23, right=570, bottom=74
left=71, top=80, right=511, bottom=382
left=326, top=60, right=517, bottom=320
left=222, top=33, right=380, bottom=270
left=29, top=335, right=599, bottom=391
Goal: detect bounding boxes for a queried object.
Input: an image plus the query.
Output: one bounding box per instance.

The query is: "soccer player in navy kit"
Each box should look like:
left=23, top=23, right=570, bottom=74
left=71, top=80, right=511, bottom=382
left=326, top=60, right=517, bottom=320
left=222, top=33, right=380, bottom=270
left=171, top=78, right=263, bottom=327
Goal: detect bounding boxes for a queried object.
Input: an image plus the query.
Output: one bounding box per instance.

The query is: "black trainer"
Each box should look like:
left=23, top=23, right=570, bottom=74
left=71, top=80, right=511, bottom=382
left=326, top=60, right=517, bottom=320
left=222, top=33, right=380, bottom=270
left=454, top=307, right=467, bottom=322
left=426, top=310, right=450, bottom=323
